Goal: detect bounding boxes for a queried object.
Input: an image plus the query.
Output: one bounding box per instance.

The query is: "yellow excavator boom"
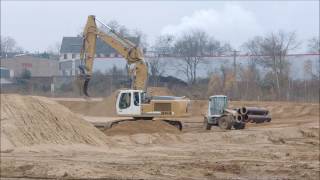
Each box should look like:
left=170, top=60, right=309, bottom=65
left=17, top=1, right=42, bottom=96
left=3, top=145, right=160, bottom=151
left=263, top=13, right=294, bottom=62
left=79, top=15, right=148, bottom=96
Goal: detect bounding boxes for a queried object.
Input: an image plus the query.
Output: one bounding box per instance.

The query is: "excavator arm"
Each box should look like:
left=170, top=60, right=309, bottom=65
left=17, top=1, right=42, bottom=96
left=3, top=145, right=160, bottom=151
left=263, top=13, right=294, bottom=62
left=79, top=15, right=148, bottom=96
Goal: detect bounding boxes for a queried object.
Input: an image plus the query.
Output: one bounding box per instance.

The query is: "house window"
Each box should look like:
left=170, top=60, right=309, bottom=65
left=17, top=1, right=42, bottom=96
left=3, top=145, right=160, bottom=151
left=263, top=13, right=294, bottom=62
left=64, top=54, right=67, bottom=59
left=72, top=54, right=76, bottom=59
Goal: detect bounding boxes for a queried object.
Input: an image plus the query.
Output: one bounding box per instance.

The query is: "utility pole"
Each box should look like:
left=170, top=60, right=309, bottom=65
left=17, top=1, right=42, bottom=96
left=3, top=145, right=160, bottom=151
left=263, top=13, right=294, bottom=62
left=233, top=50, right=240, bottom=99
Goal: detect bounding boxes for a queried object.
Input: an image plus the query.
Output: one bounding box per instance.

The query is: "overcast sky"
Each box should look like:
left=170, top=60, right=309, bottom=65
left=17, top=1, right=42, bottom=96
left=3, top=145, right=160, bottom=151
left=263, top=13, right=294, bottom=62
left=1, top=1, right=319, bottom=53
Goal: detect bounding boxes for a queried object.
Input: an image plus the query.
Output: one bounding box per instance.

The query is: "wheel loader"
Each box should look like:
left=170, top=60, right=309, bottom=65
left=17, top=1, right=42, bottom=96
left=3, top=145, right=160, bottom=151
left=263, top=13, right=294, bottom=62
left=203, top=95, right=245, bottom=130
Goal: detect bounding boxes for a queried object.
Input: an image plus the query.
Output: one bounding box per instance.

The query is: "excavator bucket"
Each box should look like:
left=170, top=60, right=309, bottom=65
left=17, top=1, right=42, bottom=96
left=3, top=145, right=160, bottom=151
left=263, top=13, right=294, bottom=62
left=78, top=65, right=91, bottom=97
left=78, top=15, right=97, bottom=97
left=83, top=78, right=90, bottom=96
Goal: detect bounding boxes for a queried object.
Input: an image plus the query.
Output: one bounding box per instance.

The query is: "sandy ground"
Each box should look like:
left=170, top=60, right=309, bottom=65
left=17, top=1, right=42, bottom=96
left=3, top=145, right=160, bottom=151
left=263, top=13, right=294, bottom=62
left=1, top=97, right=319, bottom=180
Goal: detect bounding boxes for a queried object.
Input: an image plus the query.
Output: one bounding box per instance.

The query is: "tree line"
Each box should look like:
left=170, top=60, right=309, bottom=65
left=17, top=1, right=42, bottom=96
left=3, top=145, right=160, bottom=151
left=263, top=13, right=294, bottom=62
left=1, top=20, right=319, bottom=102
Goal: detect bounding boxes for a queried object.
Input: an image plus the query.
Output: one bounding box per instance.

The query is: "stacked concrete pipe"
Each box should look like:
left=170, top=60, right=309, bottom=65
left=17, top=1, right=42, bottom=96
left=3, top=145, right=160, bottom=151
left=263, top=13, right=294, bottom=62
left=239, top=107, right=271, bottom=123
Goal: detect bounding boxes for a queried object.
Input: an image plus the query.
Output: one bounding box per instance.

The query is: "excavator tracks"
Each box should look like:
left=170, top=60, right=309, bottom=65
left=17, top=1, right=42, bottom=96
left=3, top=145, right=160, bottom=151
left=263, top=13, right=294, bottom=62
left=91, top=118, right=183, bottom=131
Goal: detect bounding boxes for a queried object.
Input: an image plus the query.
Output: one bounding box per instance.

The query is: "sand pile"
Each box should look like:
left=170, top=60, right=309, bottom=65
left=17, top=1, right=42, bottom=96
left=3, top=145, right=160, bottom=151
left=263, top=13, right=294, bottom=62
left=57, top=91, right=118, bottom=117
left=190, top=100, right=208, bottom=116
left=230, top=101, right=319, bottom=118
left=0, top=94, right=107, bottom=151
left=85, top=90, right=119, bottom=116
left=189, top=100, right=319, bottom=118
left=104, top=120, right=179, bottom=136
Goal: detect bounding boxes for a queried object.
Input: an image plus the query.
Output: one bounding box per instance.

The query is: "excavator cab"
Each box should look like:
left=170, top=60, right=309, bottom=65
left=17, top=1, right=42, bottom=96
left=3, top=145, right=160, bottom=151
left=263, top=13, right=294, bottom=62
left=116, top=90, right=143, bottom=116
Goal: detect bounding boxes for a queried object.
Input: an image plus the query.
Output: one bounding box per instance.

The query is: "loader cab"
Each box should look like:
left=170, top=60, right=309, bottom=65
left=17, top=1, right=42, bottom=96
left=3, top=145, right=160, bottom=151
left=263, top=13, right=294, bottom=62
left=208, top=95, right=228, bottom=117
left=116, top=90, right=143, bottom=116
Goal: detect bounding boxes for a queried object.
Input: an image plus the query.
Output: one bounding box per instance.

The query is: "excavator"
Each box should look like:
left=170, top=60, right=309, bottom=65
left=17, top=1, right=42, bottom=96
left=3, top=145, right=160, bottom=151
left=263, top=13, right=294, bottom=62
left=78, top=15, right=190, bottom=130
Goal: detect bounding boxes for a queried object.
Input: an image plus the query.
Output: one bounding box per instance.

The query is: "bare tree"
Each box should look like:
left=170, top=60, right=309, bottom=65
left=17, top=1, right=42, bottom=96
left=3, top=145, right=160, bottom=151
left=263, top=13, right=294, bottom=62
left=307, top=36, right=320, bottom=53
left=207, top=72, right=223, bottom=96
left=174, top=30, right=208, bottom=84
left=243, top=31, right=300, bottom=99
left=174, top=30, right=231, bottom=84
left=1, top=36, right=17, bottom=58
left=147, top=56, right=167, bottom=86
left=47, top=42, right=61, bottom=55
left=153, top=35, right=174, bottom=56
left=303, top=60, right=313, bottom=101
left=100, top=20, right=147, bottom=51
left=104, top=20, right=130, bottom=37
left=238, top=64, right=261, bottom=100
left=13, top=46, right=24, bottom=54
left=206, top=37, right=232, bottom=56
left=145, top=35, right=175, bottom=86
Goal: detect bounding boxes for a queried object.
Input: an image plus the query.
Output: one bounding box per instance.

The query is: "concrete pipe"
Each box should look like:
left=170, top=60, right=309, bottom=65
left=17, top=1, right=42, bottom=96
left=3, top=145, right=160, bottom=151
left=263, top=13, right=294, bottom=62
left=240, top=107, right=269, bottom=115
left=240, top=107, right=248, bottom=115
left=236, top=114, right=243, bottom=121
left=242, top=114, right=249, bottom=122
left=247, top=114, right=271, bottom=123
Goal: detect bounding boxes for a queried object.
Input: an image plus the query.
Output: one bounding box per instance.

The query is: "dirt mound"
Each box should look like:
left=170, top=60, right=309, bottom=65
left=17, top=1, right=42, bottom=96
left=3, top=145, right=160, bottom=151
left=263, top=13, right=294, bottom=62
left=230, top=101, right=319, bottom=118
left=58, top=91, right=119, bottom=117
left=86, top=90, right=119, bottom=116
left=190, top=100, right=208, bottom=116
left=0, top=94, right=107, bottom=151
left=147, top=87, right=174, bottom=96
left=104, top=120, right=180, bottom=136
left=190, top=100, right=319, bottom=118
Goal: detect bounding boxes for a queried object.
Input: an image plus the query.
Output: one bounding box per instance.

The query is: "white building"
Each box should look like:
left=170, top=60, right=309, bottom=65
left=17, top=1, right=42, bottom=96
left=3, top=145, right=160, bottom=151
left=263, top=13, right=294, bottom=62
left=59, top=36, right=137, bottom=76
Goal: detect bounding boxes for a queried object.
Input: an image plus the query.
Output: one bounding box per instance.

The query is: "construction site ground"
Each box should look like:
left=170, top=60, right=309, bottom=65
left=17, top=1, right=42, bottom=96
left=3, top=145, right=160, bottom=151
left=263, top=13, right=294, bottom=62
left=1, top=93, right=319, bottom=180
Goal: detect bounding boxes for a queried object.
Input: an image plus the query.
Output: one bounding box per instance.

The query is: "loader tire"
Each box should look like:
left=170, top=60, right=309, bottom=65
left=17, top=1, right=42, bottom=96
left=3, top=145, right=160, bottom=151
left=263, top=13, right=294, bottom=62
left=203, top=117, right=211, bottom=130
left=233, top=122, right=246, bottom=130
left=218, top=116, right=233, bottom=130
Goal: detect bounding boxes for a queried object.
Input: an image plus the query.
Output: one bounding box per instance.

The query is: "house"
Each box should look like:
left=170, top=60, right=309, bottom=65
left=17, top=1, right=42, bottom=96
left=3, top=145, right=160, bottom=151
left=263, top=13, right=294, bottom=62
left=59, top=36, right=141, bottom=76
left=0, top=67, right=14, bottom=85
left=0, top=67, right=13, bottom=78
left=1, top=55, right=59, bottom=77
left=59, top=36, right=124, bottom=61
left=59, top=36, right=120, bottom=76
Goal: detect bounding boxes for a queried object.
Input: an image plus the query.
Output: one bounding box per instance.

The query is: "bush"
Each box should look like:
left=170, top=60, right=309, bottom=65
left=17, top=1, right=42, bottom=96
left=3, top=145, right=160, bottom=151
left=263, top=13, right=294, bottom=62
left=21, top=69, right=31, bottom=79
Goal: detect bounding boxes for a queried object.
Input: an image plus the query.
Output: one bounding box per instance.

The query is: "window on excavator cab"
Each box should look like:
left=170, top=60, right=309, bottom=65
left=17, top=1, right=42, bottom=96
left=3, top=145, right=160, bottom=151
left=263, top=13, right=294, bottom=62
left=119, top=92, right=131, bottom=109
left=141, top=92, right=150, bottom=104
left=134, top=92, right=140, bottom=106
